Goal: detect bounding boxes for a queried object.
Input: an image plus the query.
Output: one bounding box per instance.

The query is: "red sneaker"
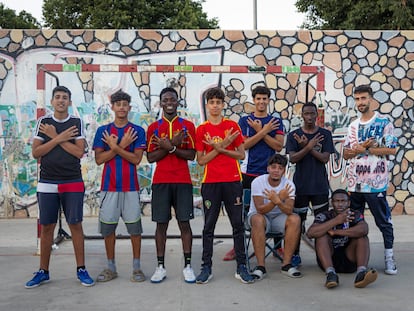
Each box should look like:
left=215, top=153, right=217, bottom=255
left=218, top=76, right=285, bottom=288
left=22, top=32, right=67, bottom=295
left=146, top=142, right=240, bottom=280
left=223, top=248, right=236, bottom=261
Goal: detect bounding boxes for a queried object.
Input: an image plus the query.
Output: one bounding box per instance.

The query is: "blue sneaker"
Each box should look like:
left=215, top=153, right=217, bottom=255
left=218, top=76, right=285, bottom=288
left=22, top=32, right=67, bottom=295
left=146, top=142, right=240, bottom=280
left=196, top=266, right=212, bottom=284
left=291, top=254, right=302, bottom=267
left=235, top=264, right=255, bottom=284
left=77, top=268, right=95, bottom=287
left=25, top=269, right=50, bottom=288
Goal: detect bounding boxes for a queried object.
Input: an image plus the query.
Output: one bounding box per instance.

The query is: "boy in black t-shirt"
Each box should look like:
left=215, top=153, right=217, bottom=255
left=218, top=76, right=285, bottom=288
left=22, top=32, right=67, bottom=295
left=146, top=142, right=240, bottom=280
left=286, top=102, right=335, bottom=265
left=307, top=189, right=377, bottom=289
left=25, top=86, right=94, bottom=288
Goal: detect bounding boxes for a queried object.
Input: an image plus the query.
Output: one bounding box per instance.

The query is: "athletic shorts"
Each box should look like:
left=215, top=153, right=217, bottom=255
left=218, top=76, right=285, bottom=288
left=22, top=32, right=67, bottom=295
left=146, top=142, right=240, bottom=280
left=151, top=183, right=194, bottom=223
left=37, top=179, right=84, bottom=225
left=247, top=212, right=287, bottom=234
left=294, top=194, right=329, bottom=217
left=317, top=246, right=357, bottom=273
left=241, top=173, right=257, bottom=190
left=99, top=191, right=142, bottom=236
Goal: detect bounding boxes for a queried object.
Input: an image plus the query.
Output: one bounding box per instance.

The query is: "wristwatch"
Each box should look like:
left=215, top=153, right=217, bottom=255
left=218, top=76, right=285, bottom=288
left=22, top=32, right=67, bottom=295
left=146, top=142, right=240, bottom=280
left=169, top=146, right=177, bottom=153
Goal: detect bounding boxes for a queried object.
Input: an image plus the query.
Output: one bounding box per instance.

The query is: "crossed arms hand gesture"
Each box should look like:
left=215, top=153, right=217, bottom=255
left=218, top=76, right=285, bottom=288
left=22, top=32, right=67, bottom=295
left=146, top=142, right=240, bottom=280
left=247, top=117, right=280, bottom=134
left=245, top=117, right=283, bottom=151
left=102, top=127, right=138, bottom=150
left=39, top=123, right=78, bottom=143
left=197, top=127, right=244, bottom=165
left=290, top=132, right=329, bottom=164
left=343, top=138, right=379, bottom=159
left=293, top=132, right=324, bottom=150
left=263, top=183, right=294, bottom=205
left=256, top=184, right=295, bottom=215
left=95, top=127, right=142, bottom=165
left=148, top=129, right=195, bottom=163
left=32, top=123, right=85, bottom=159
left=307, top=209, right=368, bottom=239
left=202, top=127, right=240, bottom=152
left=150, top=129, right=185, bottom=152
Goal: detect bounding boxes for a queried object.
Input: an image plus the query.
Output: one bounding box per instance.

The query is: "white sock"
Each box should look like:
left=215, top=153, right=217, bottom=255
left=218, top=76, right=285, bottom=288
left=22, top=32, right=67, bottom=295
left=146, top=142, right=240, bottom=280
left=385, top=248, right=394, bottom=259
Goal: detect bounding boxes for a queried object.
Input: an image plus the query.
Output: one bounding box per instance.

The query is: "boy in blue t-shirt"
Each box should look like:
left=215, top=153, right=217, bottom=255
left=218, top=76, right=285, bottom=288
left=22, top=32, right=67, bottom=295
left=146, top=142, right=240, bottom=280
left=93, top=90, right=147, bottom=283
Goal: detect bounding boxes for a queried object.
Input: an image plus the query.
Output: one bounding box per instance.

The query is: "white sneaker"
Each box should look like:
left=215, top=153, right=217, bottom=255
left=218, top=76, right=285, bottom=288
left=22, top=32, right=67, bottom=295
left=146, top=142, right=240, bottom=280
left=150, top=265, right=167, bottom=283
left=385, top=257, right=398, bottom=275
left=183, top=265, right=196, bottom=283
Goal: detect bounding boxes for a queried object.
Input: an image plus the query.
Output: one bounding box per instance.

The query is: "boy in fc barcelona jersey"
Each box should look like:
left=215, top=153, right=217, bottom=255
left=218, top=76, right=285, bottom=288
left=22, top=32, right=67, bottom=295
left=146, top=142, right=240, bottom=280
left=93, top=90, right=146, bottom=283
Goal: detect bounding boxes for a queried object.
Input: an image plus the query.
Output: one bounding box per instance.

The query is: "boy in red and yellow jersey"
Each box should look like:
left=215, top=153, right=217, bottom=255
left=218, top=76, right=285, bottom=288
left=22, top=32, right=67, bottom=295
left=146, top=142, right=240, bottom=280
left=195, top=87, right=254, bottom=284
left=147, top=87, right=197, bottom=283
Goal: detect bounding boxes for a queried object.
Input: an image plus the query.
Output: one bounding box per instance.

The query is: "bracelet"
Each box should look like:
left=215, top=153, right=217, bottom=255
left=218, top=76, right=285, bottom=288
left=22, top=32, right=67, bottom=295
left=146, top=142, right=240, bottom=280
left=168, top=146, right=177, bottom=153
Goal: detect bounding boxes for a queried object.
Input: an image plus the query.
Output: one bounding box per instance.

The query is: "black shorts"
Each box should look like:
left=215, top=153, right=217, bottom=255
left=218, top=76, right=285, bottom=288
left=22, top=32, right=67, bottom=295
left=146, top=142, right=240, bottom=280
left=241, top=173, right=257, bottom=189
left=151, top=183, right=194, bottom=223
left=294, top=194, right=329, bottom=218
left=317, top=246, right=357, bottom=273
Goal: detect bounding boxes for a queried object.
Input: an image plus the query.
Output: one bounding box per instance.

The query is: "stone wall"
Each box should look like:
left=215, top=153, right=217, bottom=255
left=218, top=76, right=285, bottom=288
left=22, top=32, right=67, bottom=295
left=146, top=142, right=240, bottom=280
left=0, top=29, right=413, bottom=217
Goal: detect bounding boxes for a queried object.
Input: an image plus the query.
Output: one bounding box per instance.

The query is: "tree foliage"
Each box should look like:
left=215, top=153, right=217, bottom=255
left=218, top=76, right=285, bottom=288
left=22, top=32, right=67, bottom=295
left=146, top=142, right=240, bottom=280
left=0, top=3, right=40, bottom=29
left=42, top=0, right=218, bottom=29
left=295, top=0, right=414, bottom=30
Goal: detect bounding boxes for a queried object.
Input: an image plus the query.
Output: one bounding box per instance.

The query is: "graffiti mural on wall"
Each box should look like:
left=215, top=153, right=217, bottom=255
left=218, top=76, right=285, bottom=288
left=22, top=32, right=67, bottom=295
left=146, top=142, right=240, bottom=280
left=0, top=29, right=413, bottom=217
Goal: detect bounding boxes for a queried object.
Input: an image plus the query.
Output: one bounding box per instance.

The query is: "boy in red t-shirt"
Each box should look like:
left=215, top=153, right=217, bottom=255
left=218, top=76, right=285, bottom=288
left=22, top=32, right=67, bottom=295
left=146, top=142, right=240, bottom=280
left=195, top=87, right=254, bottom=284
left=147, top=87, right=197, bottom=284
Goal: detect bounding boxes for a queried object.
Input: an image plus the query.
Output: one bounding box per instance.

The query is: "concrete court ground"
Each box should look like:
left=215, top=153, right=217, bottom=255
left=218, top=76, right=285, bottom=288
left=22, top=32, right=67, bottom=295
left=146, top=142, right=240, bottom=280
left=0, top=215, right=413, bottom=311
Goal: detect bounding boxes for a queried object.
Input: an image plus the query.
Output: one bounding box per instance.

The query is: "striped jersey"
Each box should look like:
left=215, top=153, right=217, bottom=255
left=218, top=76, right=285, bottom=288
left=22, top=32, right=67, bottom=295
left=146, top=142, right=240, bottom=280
left=93, top=122, right=146, bottom=191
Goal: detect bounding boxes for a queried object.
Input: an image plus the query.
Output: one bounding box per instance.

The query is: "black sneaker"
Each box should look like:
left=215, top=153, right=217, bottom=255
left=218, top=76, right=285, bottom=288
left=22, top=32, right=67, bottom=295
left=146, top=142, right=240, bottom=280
left=325, top=272, right=338, bottom=289
left=251, top=266, right=267, bottom=281
left=354, top=268, right=377, bottom=288
left=281, top=264, right=302, bottom=278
